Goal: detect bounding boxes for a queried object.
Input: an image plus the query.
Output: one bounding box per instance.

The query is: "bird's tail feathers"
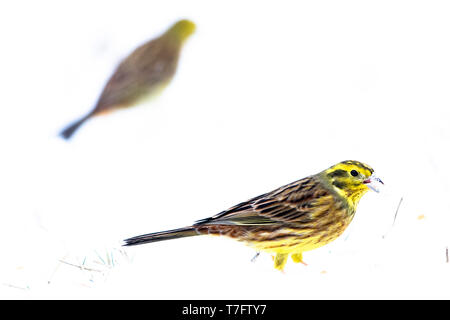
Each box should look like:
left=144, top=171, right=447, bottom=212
left=123, top=226, right=199, bottom=246
left=59, top=113, right=91, bottom=140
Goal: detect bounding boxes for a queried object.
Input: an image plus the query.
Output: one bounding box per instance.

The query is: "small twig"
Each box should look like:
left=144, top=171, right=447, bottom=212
left=446, top=247, right=449, bottom=263
left=251, top=252, right=260, bottom=263
left=58, top=259, right=103, bottom=273
left=110, top=251, right=115, bottom=267
left=48, top=253, right=68, bottom=284
left=392, top=197, right=403, bottom=227
left=106, top=250, right=111, bottom=266
left=382, top=196, right=403, bottom=239
left=94, top=250, right=106, bottom=265
left=2, top=283, right=29, bottom=291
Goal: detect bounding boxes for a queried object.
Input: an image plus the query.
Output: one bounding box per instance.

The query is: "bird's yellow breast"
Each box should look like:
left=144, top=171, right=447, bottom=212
left=246, top=205, right=354, bottom=254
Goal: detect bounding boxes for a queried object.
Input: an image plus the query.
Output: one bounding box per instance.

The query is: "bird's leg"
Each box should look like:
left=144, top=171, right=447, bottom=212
left=273, top=253, right=289, bottom=271
left=251, top=251, right=260, bottom=263
left=291, top=252, right=308, bottom=266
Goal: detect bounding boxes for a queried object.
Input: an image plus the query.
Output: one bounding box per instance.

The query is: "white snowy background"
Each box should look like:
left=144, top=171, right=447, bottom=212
left=1, top=0, right=450, bottom=299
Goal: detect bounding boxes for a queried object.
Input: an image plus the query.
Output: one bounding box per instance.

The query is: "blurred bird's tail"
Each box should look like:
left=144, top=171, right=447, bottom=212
left=59, top=114, right=91, bottom=140
left=123, top=226, right=199, bottom=246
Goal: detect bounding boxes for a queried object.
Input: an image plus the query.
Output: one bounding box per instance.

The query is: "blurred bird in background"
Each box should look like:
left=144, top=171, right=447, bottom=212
left=124, top=160, right=383, bottom=271
left=60, top=19, right=196, bottom=140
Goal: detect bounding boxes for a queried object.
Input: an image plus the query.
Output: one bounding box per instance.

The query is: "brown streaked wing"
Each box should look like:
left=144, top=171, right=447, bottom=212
left=195, top=176, right=332, bottom=226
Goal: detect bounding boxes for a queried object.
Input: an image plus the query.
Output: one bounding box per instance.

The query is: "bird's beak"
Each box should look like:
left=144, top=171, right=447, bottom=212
left=363, top=174, right=384, bottom=193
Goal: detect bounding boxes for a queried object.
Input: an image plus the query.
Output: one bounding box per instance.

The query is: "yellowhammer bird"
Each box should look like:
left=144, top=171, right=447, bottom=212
left=60, top=19, right=196, bottom=139
left=124, top=160, right=383, bottom=270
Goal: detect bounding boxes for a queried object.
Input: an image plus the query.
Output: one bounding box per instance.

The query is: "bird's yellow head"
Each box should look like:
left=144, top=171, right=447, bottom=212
left=165, top=19, right=196, bottom=43
left=321, top=160, right=383, bottom=207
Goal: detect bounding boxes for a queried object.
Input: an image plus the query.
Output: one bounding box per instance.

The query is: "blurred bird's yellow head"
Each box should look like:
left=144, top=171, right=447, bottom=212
left=165, top=19, right=196, bottom=42
left=320, top=160, right=383, bottom=207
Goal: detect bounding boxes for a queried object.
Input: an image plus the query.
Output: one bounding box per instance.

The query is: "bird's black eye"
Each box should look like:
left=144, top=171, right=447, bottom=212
left=350, top=170, right=358, bottom=177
